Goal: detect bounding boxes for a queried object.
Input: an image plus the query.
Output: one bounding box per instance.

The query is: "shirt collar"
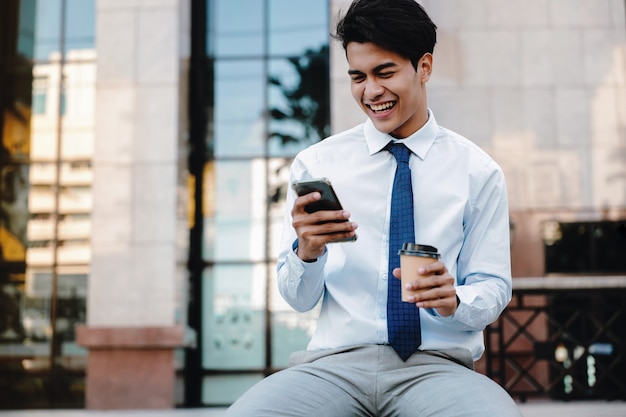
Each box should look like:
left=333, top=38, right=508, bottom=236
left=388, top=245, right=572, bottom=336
left=364, top=108, right=439, bottom=160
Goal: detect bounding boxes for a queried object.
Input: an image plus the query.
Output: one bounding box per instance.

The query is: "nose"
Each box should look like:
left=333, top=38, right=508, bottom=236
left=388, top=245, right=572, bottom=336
left=364, top=78, right=384, bottom=100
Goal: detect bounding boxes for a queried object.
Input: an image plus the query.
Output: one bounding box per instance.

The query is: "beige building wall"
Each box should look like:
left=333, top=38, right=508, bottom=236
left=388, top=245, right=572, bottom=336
left=331, top=0, right=626, bottom=276
left=77, top=0, right=191, bottom=409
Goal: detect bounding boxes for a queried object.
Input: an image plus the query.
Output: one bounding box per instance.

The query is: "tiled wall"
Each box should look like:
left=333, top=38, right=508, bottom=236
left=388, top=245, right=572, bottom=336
left=89, top=0, right=189, bottom=326
left=331, top=0, right=626, bottom=276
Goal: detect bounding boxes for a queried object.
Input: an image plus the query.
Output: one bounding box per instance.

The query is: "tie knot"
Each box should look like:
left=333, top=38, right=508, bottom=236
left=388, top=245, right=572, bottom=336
left=387, top=143, right=411, bottom=164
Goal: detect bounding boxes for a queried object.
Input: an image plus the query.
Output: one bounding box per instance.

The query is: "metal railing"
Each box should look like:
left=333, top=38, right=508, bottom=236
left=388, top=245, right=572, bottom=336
left=485, top=277, right=626, bottom=402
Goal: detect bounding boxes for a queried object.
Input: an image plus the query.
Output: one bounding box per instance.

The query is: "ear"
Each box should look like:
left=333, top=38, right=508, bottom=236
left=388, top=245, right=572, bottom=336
left=418, top=53, right=433, bottom=82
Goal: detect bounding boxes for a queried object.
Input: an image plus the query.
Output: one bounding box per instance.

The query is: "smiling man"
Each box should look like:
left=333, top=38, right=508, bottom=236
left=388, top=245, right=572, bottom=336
left=347, top=43, right=430, bottom=140
left=225, top=1, right=522, bottom=416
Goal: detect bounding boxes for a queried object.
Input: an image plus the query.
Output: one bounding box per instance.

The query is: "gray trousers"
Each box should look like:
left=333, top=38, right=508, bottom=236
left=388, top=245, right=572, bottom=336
left=225, top=345, right=522, bottom=417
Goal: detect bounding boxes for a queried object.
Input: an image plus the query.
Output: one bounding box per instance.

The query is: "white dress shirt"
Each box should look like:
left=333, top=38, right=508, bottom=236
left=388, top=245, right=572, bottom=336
left=277, top=110, right=512, bottom=361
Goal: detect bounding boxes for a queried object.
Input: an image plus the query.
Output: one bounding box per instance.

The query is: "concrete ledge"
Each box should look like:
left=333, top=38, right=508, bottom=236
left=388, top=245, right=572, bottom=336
left=76, top=325, right=186, bottom=410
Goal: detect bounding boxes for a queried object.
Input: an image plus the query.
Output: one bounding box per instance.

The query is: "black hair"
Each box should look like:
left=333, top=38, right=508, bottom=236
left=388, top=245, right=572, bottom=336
left=333, top=0, right=437, bottom=69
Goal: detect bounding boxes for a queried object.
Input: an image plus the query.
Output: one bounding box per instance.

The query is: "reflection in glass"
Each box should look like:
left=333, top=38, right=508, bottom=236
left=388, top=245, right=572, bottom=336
left=1, top=0, right=95, bottom=408
left=202, top=265, right=266, bottom=370
left=204, top=160, right=267, bottom=262
left=213, top=60, right=265, bottom=157
left=64, top=0, right=95, bottom=56
left=32, top=76, right=48, bottom=115
left=209, top=0, right=264, bottom=58
left=2, top=3, right=37, bottom=407
left=0, top=268, right=87, bottom=408
left=268, top=261, right=318, bottom=367
left=17, top=0, right=37, bottom=59
left=30, top=0, right=95, bottom=61
left=202, top=374, right=264, bottom=405
left=2, top=68, right=33, bottom=160
left=62, top=58, right=96, bottom=114
left=0, top=281, right=28, bottom=343
left=267, top=157, right=290, bottom=254
left=268, top=47, right=330, bottom=157
left=33, top=0, right=62, bottom=61
left=0, top=163, right=29, bottom=263
left=198, top=0, right=329, bottom=403
left=269, top=0, right=328, bottom=56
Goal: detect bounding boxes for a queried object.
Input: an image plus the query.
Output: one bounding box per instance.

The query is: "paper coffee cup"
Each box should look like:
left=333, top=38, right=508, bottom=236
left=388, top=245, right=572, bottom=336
left=398, top=243, right=440, bottom=302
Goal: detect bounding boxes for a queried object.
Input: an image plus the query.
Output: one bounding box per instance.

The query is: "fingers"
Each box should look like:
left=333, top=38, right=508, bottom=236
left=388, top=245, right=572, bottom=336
left=399, top=261, right=458, bottom=316
left=392, top=267, right=401, bottom=279
left=394, top=262, right=446, bottom=279
left=292, top=192, right=353, bottom=225
left=292, top=191, right=321, bottom=214
left=413, top=295, right=458, bottom=317
left=293, top=212, right=357, bottom=239
left=405, top=273, right=454, bottom=297
left=406, top=280, right=457, bottom=317
left=291, top=193, right=358, bottom=260
left=416, top=260, right=447, bottom=276
left=406, top=282, right=455, bottom=302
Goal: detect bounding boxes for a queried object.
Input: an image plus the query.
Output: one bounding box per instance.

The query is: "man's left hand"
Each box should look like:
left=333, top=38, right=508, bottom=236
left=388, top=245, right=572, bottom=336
left=392, top=261, right=458, bottom=317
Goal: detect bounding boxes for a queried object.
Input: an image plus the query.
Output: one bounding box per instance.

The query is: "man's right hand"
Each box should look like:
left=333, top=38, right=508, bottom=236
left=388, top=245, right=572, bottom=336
left=291, top=191, right=358, bottom=261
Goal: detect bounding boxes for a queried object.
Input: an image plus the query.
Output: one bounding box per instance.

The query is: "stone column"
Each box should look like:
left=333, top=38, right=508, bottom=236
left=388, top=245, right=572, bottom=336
left=77, top=0, right=190, bottom=409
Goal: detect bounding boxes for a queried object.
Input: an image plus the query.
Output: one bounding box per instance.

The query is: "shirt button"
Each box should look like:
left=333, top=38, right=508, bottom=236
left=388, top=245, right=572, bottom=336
left=382, top=273, right=388, bottom=281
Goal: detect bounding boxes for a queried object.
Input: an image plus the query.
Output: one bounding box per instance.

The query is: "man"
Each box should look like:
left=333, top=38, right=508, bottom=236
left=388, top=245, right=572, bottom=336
left=226, top=0, right=521, bottom=415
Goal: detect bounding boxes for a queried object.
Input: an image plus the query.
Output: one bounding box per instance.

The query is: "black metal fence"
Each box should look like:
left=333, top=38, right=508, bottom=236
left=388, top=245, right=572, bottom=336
left=485, top=279, right=626, bottom=402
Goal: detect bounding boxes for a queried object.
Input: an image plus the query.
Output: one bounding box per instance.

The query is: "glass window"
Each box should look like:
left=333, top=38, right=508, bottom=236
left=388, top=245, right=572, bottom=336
left=33, top=0, right=63, bottom=61
left=203, top=159, right=268, bottom=262
left=267, top=53, right=330, bottom=157
left=202, top=265, right=267, bottom=370
left=61, top=61, right=96, bottom=121
left=202, top=374, right=264, bottom=406
left=31, top=0, right=95, bottom=62
left=0, top=268, right=86, bottom=408
left=17, top=0, right=37, bottom=59
left=1, top=0, right=94, bottom=408
left=60, top=87, right=67, bottom=116
left=213, top=60, right=266, bottom=158
left=209, top=0, right=264, bottom=58
left=268, top=0, right=328, bottom=56
left=2, top=68, right=34, bottom=160
left=32, top=90, right=47, bottom=115
left=64, top=0, right=96, bottom=56
left=268, top=261, right=319, bottom=367
left=267, top=156, right=290, bottom=255
left=196, top=0, right=329, bottom=405
left=0, top=163, right=29, bottom=264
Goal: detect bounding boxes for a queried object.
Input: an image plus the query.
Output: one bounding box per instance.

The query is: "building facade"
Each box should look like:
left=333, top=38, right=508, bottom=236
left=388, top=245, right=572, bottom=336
left=0, top=0, right=625, bottom=410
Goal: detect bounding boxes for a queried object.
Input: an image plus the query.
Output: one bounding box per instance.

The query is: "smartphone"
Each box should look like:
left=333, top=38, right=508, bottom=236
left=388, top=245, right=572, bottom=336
left=291, top=177, right=356, bottom=242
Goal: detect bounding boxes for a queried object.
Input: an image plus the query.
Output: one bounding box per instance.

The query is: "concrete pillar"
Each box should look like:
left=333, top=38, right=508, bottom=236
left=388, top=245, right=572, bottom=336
left=77, top=0, right=190, bottom=409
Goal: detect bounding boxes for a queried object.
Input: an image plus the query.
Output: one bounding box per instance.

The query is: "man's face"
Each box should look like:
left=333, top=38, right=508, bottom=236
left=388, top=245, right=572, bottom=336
left=346, top=42, right=431, bottom=139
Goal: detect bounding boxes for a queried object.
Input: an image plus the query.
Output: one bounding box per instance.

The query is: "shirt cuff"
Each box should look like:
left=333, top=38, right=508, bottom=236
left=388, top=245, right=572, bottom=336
left=292, top=238, right=326, bottom=263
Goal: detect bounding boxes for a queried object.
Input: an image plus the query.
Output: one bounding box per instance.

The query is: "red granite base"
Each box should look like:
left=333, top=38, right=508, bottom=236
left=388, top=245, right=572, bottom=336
left=76, top=325, right=185, bottom=409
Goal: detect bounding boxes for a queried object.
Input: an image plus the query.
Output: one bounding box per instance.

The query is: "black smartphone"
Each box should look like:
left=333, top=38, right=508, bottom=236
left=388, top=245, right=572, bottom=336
left=292, top=177, right=344, bottom=213
left=291, top=177, right=356, bottom=242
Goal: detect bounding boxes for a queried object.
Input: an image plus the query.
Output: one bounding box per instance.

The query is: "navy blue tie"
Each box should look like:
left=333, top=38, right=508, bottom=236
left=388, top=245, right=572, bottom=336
left=387, top=143, right=421, bottom=361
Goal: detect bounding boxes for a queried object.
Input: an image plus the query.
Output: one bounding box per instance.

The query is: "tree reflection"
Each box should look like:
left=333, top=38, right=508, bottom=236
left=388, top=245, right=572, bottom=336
left=268, top=45, right=330, bottom=147
left=267, top=45, right=330, bottom=205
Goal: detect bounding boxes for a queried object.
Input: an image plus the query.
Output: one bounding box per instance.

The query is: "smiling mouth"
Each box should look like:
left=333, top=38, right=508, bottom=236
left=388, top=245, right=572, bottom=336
left=368, top=101, right=396, bottom=113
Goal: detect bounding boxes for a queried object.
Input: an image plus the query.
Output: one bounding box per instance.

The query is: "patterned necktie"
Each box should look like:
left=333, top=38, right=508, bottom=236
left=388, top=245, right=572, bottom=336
left=386, top=142, right=421, bottom=361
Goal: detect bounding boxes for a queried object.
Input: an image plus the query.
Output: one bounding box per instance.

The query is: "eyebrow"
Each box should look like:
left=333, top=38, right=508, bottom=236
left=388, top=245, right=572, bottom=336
left=348, top=61, right=398, bottom=76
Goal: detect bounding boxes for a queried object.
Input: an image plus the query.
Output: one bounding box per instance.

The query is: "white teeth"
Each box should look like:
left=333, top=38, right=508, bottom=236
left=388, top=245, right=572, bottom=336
left=370, top=102, right=394, bottom=112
